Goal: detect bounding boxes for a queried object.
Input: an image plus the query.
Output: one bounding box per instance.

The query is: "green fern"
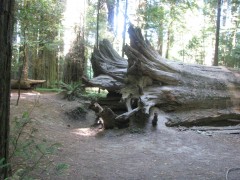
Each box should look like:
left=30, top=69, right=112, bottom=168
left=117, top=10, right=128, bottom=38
left=60, top=82, right=83, bottom=100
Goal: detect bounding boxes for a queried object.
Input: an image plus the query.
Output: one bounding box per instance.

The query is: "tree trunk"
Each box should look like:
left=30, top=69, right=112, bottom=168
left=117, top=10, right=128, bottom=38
left=122, top=0, right=128, bottom=57
left=22, top=41, right=29, bottom=80
left=0, top=0, right=14, bottom=179
left=157, top=22, right=163, bottom=56
left=114, top=0, right=119, bottom=36
left=106, top=0, right=115, bottom=32
left=96, top=0, right=100, bottom=49
left=86, top=25, right=240, bottom=127
left=165, top=21, right=173, bottom=59
left=213, top=0, right=222, bottom=66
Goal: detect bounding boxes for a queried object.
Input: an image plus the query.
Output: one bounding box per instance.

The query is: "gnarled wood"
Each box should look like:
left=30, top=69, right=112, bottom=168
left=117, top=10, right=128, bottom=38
left=89, top=102, right=129, bottom=129
left=87, top=25, right=240, bottom=127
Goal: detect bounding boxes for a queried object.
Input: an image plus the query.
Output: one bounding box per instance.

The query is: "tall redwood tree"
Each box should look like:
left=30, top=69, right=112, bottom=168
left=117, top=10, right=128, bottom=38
left=213, top=0, right=222, bottom=66
left=0, top=0, right=15, bottom=179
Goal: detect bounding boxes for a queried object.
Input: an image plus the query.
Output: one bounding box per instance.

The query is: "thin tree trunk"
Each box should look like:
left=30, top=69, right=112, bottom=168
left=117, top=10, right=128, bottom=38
left=106, top=0, right=115, bottom=32
left=157, top=22, right=163, bottom=56
left=22, top=41, right=29, bottom=80
left=213, top=0, right=222, bottom=66
left=82, top=1, right=87, bottom=77
left=96, top=0, right=100, bottom=49
left=0, top=0, right=15, bottom=179
left=115, top=0, right=119, bottom=36
left=165, top=24, right=171, bottom=59
left=16, top=39, right=27, bottom=106
left=122, top=0, right=128, bottom=57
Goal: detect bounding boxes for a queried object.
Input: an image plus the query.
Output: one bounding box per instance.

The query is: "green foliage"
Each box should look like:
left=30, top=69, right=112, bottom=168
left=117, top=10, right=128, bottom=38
left=233, top=45, right=240, bottom=60
left=135, top=0, right=240, bottom=66
left=60, top=81, right=107, bottom=101
left=181, top=36, right=205, bottom=64
left=36, top=88, right=61, bottom=93
left=60, top=82, right=84, bottom=101
left=10, top=0, right=240, bottom=90
left=55, top=163, right=70, bottom=174
left=219, top=22, right=240, bottom=68
left=9, top=111, right=68, bottom=179
left=63, top=30, right=85, bottom=84
left=137, top=0, right=198, bottom=58
left=66, top=106, right=88, bottom=120
left=85, top=0, right=108, bottom=48
left=0, top=158, right=10, bottom=170
left=12, top=0, right=64, bottom=87
left=81, top=90, right=107, bottom=101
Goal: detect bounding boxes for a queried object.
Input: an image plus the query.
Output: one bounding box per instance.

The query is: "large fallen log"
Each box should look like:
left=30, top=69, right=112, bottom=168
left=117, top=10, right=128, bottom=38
left=11, top=79, right=46, bottom=89
left=86, top=25, right=240, bottom=127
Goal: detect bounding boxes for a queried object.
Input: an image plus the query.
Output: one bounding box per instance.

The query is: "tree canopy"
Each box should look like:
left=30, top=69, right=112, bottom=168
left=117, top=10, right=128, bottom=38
left=9, top=0, right=240, bottom=87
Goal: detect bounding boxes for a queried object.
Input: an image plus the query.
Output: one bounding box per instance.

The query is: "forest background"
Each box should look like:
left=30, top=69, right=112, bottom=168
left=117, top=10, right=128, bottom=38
left=12, top=0, right=240, bottom=88
left=1, top=0, right=240, bottom=178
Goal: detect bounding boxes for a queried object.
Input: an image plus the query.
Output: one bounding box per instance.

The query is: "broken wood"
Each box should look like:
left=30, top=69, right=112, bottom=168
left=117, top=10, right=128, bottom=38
left=87, top=24, right=240, bottom=127
left=188, top=125, right=240, bottom=135
left=89, top=102, right=129, bottom=129
left=11, top=79, right=46, bottom=89
left=190, top=125, right=240, bottom=131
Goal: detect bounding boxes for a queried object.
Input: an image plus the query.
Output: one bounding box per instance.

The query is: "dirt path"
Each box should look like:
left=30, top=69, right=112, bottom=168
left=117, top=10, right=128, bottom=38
left=10, top=91, right=240, bottom=180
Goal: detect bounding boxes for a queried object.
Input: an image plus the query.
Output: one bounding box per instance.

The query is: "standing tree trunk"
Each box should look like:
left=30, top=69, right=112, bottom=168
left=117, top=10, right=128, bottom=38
left=22, top=40, right=29, bottom=80
left=114, top=0, right=119, bottom=36
left=86, top=25, right=240, bottom=127
left=96, top=0, right=101, bottom=49
left=106, top=0, right=115, bottom=32
left=0, top=0, right=15, bottom=179
left=213, top=0, right=222, bottom=66
left=165, top=21, right=173, bottom=59
left=157, top=21, right=164, bottom=56
left=122, top=0, right=128, bottom=57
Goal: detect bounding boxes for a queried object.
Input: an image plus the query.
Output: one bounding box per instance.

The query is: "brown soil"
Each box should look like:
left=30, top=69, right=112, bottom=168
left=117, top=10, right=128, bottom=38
left=10, top=90, right=240, bottom=180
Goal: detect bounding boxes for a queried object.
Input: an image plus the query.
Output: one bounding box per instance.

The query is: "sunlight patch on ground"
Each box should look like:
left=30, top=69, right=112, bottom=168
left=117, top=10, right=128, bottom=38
left=11, top=92, right=40, bottom=96
left=22, top=92, right=40, bottom=96
left=11, top=92, right=41, bottom=100
left=71, top=128, right=102, bottom=137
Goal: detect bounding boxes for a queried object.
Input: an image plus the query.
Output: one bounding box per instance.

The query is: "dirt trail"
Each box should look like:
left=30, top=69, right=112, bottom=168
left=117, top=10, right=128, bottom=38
left=10, top=91, right=240, bottom=180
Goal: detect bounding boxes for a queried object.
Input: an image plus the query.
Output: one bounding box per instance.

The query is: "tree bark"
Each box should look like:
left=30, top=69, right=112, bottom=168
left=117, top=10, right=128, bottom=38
left=122, top=0, right=128, bottom=57
left=96, top=0, right=100, bottom=49
left=0, top=0, right=14, bottom=179
left=106, top=0, right=115, bottom=32
left=89, top=102, right=129, bottom=129
left=213, top=0, right=222, bottom=66
left=87, top=25, right=240, bottom=127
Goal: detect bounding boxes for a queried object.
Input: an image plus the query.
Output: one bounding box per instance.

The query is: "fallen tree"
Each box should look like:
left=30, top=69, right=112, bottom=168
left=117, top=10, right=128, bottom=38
left=11, top=79, right=46, bottom=89
left=85, top=25, right=240, bottom=127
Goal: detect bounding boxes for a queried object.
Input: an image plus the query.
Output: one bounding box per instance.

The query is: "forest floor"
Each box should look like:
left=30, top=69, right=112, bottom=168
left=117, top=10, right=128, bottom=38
left=10, top=90, right=240, bottom=180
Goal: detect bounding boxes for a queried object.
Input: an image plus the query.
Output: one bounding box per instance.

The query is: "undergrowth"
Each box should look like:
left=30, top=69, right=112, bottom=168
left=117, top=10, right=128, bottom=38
left=60, top=82, right=107, bottom=101
left=60, top=82, right=83, bottom=101
left=36, top=88, right=61, bottom=93
left=81, top=91, right=107, bottom=101
left=2, top=108, right=69, bottom=179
